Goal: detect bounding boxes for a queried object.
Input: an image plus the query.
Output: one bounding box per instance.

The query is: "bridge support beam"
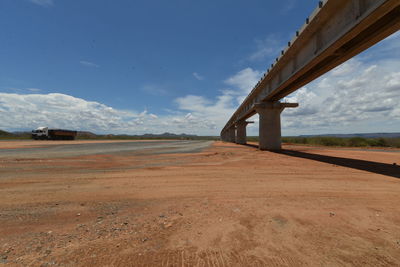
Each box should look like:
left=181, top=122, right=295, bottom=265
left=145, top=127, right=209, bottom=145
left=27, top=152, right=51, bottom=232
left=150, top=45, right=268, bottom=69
left=235, top=121, right=254, bottom=145
left=255, top=102, right=298, bottom=151
left=228, top=127, right=236, bottom=143
left=225, top=131, right=230, bottom=142
left=235, top=121, right=248, bottom=145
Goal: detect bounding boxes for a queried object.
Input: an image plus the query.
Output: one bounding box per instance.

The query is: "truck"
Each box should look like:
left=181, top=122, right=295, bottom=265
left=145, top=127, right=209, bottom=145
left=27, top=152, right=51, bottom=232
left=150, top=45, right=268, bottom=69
left=31, top=127, right=77, bottom=140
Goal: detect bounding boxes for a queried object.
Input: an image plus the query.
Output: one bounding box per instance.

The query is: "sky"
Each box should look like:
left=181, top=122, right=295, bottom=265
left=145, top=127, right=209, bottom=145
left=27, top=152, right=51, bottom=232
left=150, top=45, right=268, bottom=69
left=0, top=0, right=399, bottom=136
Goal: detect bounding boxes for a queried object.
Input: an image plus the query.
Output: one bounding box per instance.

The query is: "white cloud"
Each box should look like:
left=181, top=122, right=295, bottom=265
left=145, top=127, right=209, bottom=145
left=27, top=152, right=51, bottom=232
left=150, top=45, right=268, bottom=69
left=330, top=59, right=361, bottom=77
left=192, top=72, right=204, bottom=80
left=175, top=95, right=211, bottom=112
left=248, top=35, right=283, bottom=62
left=80, top=61, right=99, bottom=68
left=281, top=58, right=400, bottom=133
left=0, top=93, right=136, bottom=132
left=174, top=94, right=235, bottom=133
left=29, top=0, right=53, bottom=7
left=224, top=68, right=262, bottom=93
left=223, top=68, right=263, bottom=105
left=0, top=92, right=228, bottom=135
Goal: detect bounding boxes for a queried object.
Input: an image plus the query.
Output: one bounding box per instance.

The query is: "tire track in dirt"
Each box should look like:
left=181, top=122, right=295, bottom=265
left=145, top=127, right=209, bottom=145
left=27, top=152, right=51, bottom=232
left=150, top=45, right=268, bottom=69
left=111, top=249, right=298, bottom=267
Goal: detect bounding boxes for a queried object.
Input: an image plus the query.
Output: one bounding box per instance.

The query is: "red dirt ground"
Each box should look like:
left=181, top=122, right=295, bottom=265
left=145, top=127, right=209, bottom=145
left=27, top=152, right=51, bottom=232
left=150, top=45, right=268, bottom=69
left=1, top=141, right=400, bottom=266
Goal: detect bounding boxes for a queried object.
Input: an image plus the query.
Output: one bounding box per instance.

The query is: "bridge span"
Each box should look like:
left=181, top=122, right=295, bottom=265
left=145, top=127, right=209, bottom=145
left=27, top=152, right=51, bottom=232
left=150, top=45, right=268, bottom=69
left=220, top=0, right=400, bottom=150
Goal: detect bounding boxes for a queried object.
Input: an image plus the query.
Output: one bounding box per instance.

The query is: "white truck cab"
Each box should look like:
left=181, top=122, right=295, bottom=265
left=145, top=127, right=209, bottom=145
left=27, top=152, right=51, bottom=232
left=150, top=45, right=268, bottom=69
left=31, top=127, right=49, bottom=140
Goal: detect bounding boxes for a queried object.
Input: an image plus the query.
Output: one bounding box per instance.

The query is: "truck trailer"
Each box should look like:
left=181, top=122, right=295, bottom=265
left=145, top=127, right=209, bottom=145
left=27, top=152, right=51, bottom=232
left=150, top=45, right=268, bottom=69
left=31, top=127, right=77, bottom=140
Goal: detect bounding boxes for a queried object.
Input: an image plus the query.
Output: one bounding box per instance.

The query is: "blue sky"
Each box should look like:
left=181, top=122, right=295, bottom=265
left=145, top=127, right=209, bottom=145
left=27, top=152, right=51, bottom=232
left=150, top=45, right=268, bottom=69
left=1, top=0, right=399, bottom=135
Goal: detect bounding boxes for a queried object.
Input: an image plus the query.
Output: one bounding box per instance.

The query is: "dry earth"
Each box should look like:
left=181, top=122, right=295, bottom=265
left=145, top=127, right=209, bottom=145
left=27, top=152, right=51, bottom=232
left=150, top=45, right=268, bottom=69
left=0, top=140, right=400, bottom=266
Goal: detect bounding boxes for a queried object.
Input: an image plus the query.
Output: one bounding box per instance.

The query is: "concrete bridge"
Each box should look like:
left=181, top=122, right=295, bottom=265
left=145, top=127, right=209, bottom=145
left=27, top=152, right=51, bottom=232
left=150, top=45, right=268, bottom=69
left=220, top=0, right=400, bottom=150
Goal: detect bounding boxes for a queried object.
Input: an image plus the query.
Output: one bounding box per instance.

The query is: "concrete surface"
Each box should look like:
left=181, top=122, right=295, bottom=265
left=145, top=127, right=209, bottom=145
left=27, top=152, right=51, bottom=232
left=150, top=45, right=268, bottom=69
left=0, top=140, right=212, bottom=159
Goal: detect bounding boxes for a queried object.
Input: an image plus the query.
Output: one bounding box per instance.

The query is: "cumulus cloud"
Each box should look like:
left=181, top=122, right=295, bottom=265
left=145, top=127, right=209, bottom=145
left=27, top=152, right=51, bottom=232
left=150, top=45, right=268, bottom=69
left=0, top=93, right=227, bottom=135
left=29, top=0, right=53, bottom=7
left=0, top=93, right=135, bottom=132
left=223, top=67, right=263, bottom=104
left=248, top=35, right=284, bottom=62
left=80, top=61, right=99, bottom=68
left=224, top=68, right=262, bottom=93
left=281, top=58, right=400, bottom=132
left=174, top=94, right=235, bottom=132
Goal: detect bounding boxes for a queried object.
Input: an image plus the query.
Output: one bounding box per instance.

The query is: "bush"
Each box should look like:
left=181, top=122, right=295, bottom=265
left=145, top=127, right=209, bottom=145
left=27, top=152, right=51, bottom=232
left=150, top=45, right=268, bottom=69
left=281, top=136, right=400, bottom=148
left=347, top=137, right=369, bottom=147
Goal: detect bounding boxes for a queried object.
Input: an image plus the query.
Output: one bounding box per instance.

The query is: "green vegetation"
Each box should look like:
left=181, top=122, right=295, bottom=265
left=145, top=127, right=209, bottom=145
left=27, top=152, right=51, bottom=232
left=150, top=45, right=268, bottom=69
left=0, top=130, right=31, bottom=140
left=247, top=136, right=400, bottom=148
left=280, top=136, right=400, bottom=148
left=0, top=130, right=12, bottom=137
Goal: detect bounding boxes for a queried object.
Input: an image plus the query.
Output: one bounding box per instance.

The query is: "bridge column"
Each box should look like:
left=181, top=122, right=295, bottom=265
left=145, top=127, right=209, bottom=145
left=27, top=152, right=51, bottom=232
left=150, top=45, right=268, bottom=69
left=235, top=121, right=254, bottom=145
left=228, top=127, right=236, bottom=143
left=223, top=131, right=229, bottom=142
left=255, top=102, right=298, bottom=151
left=235, top=121, right=247, bottom=144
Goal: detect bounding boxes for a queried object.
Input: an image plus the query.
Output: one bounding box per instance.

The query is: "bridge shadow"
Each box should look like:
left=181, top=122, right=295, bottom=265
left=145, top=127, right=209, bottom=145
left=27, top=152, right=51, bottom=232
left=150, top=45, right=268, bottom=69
left=244, top=143, right=259, bottom=149
left=243, top=144, right=400, bottom=179
left=276, top=149, right=400, bottom=179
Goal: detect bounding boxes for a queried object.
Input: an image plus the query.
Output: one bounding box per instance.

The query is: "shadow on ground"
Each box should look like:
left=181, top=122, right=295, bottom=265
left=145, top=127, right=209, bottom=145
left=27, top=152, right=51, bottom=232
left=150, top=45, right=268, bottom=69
left=244, top=144, right=400, bottom=179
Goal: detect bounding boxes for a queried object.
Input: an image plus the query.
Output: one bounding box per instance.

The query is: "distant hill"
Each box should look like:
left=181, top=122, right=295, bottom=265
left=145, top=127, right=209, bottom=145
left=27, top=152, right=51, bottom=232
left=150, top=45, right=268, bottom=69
left=0, top=129, right=13, bottom=137
left=298, top=133, right=400, bottom=138
left=77, top=131, right=98, bottom=138
left=70, top=131, right=203, bottom=140
left=139, top=132, right=197, bottom=138
left=77, top=132, right=205, bottom=140
left=0, top=130, right=31, bottom=139
left=0, top=129, right=210, bottom=140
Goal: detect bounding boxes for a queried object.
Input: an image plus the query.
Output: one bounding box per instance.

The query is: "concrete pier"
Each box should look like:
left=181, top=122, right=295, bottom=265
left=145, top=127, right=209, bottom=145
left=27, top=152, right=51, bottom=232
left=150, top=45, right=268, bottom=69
left=235, top=121, right=247, bottom=145
left=255, top=102, right=298, bottom=150
left=228, top=127, right=236, bottom=143
left=235, top=121, right=254, bottom=145
left=221, top=132, right=226, bottom=142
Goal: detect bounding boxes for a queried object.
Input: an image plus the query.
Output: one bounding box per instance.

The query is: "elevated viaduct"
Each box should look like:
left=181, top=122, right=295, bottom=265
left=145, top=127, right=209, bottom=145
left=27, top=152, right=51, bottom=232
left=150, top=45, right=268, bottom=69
left=220, top=0, right=400, bottom=150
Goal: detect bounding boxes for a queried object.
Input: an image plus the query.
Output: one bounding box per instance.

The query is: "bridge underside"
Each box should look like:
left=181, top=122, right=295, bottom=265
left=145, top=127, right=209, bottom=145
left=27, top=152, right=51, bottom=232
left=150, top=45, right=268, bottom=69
left=221, top=0, right=400, bottom=150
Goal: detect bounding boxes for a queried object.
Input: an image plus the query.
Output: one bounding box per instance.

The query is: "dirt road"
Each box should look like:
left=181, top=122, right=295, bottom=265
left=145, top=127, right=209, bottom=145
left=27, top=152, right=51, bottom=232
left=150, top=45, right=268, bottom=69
left=1, top=140, right=400, bottom=266
left=0, top=140, right=212, bottom=158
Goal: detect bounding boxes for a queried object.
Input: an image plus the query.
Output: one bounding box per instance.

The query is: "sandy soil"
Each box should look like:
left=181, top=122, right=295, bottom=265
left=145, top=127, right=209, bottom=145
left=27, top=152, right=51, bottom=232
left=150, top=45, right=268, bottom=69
left=0, top=141, right=400, bottom=266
